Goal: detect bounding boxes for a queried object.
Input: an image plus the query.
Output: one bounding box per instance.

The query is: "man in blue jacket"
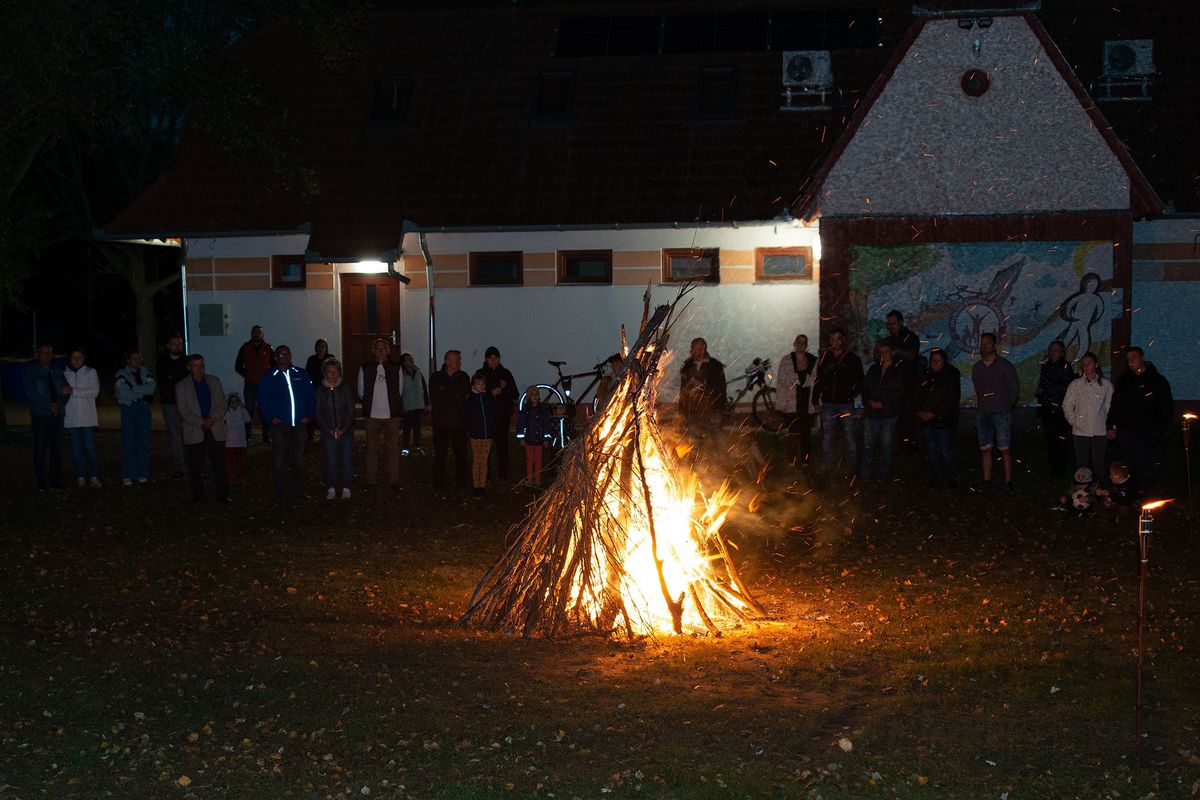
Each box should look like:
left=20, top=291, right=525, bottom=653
left=26, top=342, right=65, bottom=491
left=258, top=345, right=316, bottom=500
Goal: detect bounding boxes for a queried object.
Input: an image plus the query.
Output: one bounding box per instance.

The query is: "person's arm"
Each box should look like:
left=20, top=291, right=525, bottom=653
left=234, top=344, right=247, bottom=377
left=1061, top=380, right=1079, bottom=429
left=210, top=381, right=227, bottom=422
left=300, top=375, right=316, bottom=423
left=357, top=367, right=366, bottom=401
left=115, top=372, right=134, bottom=405
left=421, top=373, right=430, bottom=409
left=73, top=369, right=100, bottom=400
left=142, top=371, right=157, bottom=398
left=177, top=383, right=201, bottom=427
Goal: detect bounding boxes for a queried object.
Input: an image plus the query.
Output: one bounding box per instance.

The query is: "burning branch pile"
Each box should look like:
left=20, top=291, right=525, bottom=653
left=461, top=294, right=764, bottom=637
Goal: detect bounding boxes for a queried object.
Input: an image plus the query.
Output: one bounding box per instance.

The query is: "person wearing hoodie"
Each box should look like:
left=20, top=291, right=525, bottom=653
left=399, top=352, right=429, bottom=456
left=516, top=385, right=553, bottom=487
left=1106, top=346, right=1174, bottom=490
left=916, top=348, right=961, bottom=488
left=115, top=350, right=156, bottom=486
left=859, top=340, right=905, bottom=481
left=62, top=348, right=101, bottom=488
left=26, top=342, right=65, bottom=491
left=1035, top=340, right=1076, bottom=478
left=316, top=358, right=356, bottom=500
left=465, top=372, right=497, bottom=498
left=258, top=345, right=316, bottom=501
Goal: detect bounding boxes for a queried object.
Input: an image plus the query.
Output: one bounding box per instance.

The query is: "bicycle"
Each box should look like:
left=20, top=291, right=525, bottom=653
left=518, top=358, right=614, bottom=449
left=726, top=357, right=784, bottom=432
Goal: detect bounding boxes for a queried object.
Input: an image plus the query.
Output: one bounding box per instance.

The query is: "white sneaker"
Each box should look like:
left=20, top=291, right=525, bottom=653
left=325, top=487, right=336, bottom=500
left=90, top=477, right=102, bottom=489
left=122, top=479, right=133, bottom=487
left=341, top=488, right=351, bottom=500
left=77, top=477, right=86, bottom=488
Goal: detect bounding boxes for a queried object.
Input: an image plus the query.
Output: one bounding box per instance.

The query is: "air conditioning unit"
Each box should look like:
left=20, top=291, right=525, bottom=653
left=1102, top=40, right=1154, bottom=77
left=782, top=51, right=833, bottom=88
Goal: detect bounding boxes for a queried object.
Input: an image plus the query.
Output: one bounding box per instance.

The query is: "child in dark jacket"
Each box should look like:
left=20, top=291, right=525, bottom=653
left=465, top=373, right=496, bottom=497
left=517, top=386, right=553, bottom=487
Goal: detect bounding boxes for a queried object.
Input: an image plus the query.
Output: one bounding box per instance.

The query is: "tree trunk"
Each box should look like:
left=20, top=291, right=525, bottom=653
left=97, top=243, right=179, bottom=361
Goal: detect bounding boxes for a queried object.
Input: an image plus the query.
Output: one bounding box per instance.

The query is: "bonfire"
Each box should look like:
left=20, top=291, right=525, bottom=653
left=461, top=290, right=765, bottom=637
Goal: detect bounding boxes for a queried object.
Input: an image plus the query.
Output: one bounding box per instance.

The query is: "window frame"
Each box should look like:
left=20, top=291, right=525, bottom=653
left=271, top=254, right=308, bottom=289
left=469, top=251, right=524, bottom=287
left=556, top=250, right=613, bottom=285
left=662, top=248, right=720, bottom=284
left=754, top=246, right=814, bottom=281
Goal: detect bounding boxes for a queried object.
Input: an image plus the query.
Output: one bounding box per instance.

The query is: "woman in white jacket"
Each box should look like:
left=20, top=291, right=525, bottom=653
left=62, top=348, right=101, bottom=487
left=775, top=334, right=818, bottom=466
left=1061, top=351, right=1113, bottom=481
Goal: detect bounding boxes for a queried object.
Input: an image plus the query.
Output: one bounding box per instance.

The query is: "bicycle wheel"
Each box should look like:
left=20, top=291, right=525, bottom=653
left=518, top=384, right=570, bottom=449
left=752, top=387, right=785, bottom=432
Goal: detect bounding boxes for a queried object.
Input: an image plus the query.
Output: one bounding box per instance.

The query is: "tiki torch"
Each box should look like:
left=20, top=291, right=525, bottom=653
left=1135, top=499, right=1171, bottom=753
left=1182, top=413, right=1196, bottom=536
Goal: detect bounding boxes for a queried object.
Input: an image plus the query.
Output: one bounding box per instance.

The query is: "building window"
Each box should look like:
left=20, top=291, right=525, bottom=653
left=697, top=67, right=737, bottom=120
left=557, top=250, right=612, bottom=284
left=369, top=76, right=411, bottom=127
left=272, top=255, right=307, bottom=289
left=534, top=71, right=576, bottom=121
left=663, top=248, right=719, bottom=283
left=755, top=247, right=814, bottom=281
left=470, top=252, right=523, bottom=286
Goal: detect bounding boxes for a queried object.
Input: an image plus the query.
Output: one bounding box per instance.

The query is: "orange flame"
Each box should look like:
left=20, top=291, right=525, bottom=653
left=1141, top=499, right=1173, bottom=511
left=1184, top=413, right=1198, bottom=421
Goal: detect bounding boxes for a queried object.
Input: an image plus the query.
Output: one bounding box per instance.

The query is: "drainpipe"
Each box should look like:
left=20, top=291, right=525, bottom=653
left=394, top=220, right=436, bottom=375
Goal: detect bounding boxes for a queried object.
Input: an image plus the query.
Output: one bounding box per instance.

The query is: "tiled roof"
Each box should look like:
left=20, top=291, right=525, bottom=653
left=105, top=2, right=1200, bottom=259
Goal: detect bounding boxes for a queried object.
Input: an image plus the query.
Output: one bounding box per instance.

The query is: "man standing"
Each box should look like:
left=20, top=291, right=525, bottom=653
left=258, top=345, right=316, bottom=501
left=157, top=333, right=191, bottom=478
left=883, top=309, right=923, bottom=456
left=1034, top=340, right=1076, bottom=478
left=678, top=337, right=727, bottom=443
left=175, top=354, right=231, bottom=503
left=429, top=349, right=471, bottom=493
left=860, top=340, right=904, bottom=481
left=234, top=324, right=273, bottom=444
left=25, top=342, right=64, bottom=491
left=813, top=327, right=863, bottom=472
left=358, top=338, right=403, bottom=489
left=971, top=332, right=1020, bottom=494
left=1107, top=346, right=1174, bottom=490
left=479, top=346, right=519, bottom=482
left=115, top=350, right=157, bottom=485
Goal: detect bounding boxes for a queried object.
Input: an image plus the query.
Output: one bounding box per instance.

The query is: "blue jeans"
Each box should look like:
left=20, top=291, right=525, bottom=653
left=821, top=404, right=857, bottom=471
left=860, top=416, right=897, bottom=479
left=976, top=411, right=1012, bottom=451
left=67, top=426, right=97, bottom=480
left=322, top=429, right=354, bottom=490
left=31, top=414, right=64, bottom=489
left=121, top=402, right=152, bottom=480
left=923, top=426, right=957, bottom=485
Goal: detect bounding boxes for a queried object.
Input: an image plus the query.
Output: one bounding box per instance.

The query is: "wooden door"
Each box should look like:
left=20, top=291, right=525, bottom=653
left=340, top=274, right=402, bottom=389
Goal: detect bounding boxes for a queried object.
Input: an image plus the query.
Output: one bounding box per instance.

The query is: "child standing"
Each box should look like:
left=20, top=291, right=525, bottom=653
left=464, top=372, right=496, bottom=498
left=517, top=385, right=552, bottom=487
left=224, top=392, right=251, bottom=486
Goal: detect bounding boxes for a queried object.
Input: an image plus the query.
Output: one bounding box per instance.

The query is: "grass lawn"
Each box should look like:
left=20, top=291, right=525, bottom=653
left=2, top=419, right=1199, bottom=799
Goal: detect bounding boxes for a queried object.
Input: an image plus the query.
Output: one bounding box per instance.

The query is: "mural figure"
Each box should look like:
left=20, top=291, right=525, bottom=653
left=1056, top=272, right=1105, bottom=359
left=946, top=257, right=1025, bottom=358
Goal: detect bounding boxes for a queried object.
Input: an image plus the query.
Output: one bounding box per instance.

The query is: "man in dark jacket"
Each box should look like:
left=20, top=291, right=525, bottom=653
left=258, top=345, right=316, bottom=501
left=26, top=342, right=65, bottom=491
left=678, top=337, right=727, bottom=443
left=429, top=349, right=472, bottom=492
left=157, top=333, right=191, bottom=478
left=814, top=327, right=863, bottom=472
left=883, top=309, right=923, bottom=455
left=479, top=346, right=519, bottom=482
left=358, top=338, right=403, bottom=489
left=1035, top=340, right=1076, bottom=478
left=1106, top=346, right=1174, bottom=490
left=234, top=324, right=274, bottom=444
left=916, top=349, right=961, bottom=488
left=860, top=341, right=905, bottom=480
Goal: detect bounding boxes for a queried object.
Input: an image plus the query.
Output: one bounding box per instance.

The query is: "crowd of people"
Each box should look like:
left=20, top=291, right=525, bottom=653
left=25, top=312, right=1179, bottom=513
left=675, top=309, right=1176, bottom=516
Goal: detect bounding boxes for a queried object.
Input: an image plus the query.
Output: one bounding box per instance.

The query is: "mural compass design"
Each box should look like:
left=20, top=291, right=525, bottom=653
left=946, top=257, right=1025, bottom=357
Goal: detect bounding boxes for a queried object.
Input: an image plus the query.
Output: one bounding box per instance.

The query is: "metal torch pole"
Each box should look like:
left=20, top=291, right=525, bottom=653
left=1135, top=506, right=1152, bottom=753
left=1183, top=416, right=1194, bottom=538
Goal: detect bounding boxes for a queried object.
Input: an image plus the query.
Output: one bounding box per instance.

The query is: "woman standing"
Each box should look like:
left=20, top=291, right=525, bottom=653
left=916, top=349, right=961, bottom=489
left=774, top=334, right=817, bottom=466
left=305, top=339, right=333, bottom=441
left=1035, top=340, right=1076, bottom=478
left=115, top=350, right=156, bottom=485
left=399, top=352, right=429, bottom=456
left=62, top=348, right=101, bottom=488
left=316, top=358, right=356, bottom=500
left=1061, top=351, right=1113, bottom=481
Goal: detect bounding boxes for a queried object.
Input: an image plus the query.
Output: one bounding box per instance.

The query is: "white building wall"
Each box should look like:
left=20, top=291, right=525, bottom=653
left=1132, top=216, right=1200, bottom=401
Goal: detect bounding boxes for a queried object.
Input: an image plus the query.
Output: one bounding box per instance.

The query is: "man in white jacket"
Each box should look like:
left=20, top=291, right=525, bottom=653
left=62, top=348, right=101, bottom=488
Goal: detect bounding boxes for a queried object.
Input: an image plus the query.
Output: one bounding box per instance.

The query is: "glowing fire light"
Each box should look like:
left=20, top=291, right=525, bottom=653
left=1140, top=499, right=1172, bottom=512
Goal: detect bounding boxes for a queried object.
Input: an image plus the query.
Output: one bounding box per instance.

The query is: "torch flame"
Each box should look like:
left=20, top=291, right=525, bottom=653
left=1140, top=499, right=1172, bottom=511
left=1184, top=413, right=1198, bottom=421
